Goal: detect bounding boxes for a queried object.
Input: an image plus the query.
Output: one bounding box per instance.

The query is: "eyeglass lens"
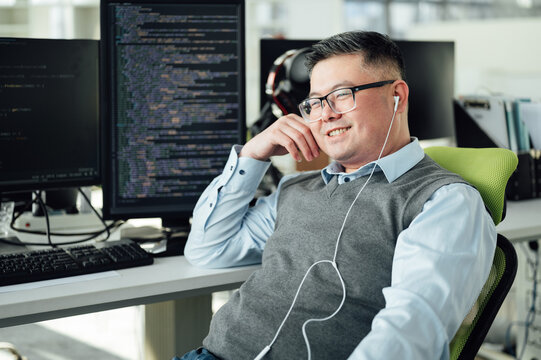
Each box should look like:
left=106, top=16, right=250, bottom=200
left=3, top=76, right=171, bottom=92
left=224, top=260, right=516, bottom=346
left=300, top=88, right=355, bottom=122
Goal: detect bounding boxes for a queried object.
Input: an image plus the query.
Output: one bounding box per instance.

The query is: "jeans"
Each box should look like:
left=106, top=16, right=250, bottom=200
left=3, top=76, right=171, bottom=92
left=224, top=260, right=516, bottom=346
left=173, top=347, right=219, bottom=360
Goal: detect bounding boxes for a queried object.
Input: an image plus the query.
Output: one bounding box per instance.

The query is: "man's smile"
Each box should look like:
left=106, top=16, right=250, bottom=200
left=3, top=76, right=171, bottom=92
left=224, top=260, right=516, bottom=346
left=326, top=126, right=352, bottom=137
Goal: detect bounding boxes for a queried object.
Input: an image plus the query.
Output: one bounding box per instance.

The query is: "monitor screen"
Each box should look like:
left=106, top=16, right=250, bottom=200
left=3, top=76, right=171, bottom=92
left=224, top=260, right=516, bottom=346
left=0, top=38, right=100, bottom=194
left=100, top=0, right=246, bottom=227
left=259, top=38, right=455, bottom=141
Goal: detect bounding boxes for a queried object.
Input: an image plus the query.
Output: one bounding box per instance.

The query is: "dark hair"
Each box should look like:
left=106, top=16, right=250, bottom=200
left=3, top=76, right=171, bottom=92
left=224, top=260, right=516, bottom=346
left=305, top=31, right=406, bottom=82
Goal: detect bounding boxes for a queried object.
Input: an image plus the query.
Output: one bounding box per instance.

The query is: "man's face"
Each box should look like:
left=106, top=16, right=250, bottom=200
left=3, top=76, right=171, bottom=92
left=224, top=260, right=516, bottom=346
left=307, top=54, right=407, bottom=173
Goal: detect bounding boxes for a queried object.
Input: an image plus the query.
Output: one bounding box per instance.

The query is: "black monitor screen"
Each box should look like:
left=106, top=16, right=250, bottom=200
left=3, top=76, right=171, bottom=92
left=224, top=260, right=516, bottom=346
left=0, top=38, right=100, bottom=193
left=260, top=38, right=455, bottom=141
left=100, top=0, right=245, bottom=225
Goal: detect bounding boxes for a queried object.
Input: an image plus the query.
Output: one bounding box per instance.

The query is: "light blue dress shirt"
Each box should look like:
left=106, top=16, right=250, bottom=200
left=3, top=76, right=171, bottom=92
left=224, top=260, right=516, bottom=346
left=185, top=139, right=497, bottom=360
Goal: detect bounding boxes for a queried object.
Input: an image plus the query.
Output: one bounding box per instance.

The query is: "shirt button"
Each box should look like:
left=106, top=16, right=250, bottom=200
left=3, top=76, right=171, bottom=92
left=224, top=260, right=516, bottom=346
left=344, top=177, right=350, bottom=182
left=230, top=165, right=234, bottom=171
left=239, top=169, right=245, bottom=175
left=210, top=203, right=213, bottom=207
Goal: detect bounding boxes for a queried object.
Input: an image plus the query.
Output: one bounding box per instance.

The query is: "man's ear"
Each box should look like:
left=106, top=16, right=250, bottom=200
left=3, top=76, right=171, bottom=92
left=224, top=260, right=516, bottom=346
left=393, top=80, right=409, bottom=113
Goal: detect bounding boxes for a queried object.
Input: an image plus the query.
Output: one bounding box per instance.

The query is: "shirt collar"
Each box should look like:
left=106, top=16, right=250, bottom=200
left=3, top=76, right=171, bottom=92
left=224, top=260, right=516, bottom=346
left=321, top=137, right=425, bottom=185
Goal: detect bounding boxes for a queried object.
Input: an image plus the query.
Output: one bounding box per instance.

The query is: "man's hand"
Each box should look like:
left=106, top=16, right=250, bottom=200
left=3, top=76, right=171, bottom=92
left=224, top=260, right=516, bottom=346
left=240, top=114, right=320, bottom=162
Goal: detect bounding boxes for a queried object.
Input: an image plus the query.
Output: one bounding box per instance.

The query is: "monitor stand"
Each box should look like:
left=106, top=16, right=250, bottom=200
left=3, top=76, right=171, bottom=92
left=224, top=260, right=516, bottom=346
left=120, top=218, right=190, bottom=257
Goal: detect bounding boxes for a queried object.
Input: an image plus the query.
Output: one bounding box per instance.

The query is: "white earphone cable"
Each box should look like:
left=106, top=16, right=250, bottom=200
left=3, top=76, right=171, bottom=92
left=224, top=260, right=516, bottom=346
left=254, top=97, right=400, bottom=360
left=332, top=96, right=399, bottom=262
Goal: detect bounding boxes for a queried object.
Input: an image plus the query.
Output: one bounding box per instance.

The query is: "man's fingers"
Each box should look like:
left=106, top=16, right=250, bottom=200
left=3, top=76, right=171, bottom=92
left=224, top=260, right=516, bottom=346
left=241, top=114, right=319, bottom=162
left=279, top=117, right=320, bottom=161
left=281, top=135, right=303, bottom=162
left=279, top=125, right=317, bottom=162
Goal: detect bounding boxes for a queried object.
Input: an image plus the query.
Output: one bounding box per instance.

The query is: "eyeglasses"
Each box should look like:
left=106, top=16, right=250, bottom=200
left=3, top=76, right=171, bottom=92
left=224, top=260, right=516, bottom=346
left=298, top=80, right=396, bottom=123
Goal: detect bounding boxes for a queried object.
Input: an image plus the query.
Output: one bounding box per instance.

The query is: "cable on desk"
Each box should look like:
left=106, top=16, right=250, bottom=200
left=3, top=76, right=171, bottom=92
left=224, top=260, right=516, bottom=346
left=36, top=190, right=53, bottom=247
left=5, top=189, right=124, bottom=247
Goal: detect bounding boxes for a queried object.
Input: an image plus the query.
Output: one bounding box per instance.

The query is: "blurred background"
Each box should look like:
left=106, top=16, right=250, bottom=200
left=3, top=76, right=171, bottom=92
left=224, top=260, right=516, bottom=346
left=1, top=0, right=540, bottom=130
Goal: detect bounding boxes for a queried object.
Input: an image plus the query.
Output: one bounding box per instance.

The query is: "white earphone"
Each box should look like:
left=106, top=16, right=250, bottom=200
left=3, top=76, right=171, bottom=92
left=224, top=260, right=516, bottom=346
left=393, top=96, right=399, bottom=112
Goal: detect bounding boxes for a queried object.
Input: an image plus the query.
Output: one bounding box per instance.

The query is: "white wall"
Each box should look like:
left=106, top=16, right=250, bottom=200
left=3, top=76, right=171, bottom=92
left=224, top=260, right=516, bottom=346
left=406, top=17, right=541, bottom=100
left=284, top=0, right=344, bottom=39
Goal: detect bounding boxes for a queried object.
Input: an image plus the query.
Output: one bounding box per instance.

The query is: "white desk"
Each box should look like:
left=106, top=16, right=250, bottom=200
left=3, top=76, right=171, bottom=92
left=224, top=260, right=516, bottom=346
left=0, top=254, right=258, bottom=328
left=496, top=198, right=541, bottom=243
left=1, top=198, right=540, bottom=328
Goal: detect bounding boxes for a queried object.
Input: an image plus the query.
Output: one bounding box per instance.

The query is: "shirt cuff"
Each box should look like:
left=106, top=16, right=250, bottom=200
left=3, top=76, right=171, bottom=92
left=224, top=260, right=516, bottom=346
left=219, top=145, right=271, bottom=193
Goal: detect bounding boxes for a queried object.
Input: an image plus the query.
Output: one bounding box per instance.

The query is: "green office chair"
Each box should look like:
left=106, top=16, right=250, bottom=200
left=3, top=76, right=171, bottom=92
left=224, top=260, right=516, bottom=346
left=424, top=146, right=519, bottom=360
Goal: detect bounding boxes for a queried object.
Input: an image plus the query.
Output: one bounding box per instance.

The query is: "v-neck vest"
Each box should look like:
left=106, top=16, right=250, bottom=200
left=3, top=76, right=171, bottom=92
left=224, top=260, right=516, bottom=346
left=204, top=155, right=467, bottom=360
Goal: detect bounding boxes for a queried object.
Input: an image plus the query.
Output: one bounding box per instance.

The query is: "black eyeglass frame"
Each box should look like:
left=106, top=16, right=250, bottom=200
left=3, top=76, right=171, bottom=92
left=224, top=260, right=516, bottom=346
left=298, top=79, right=396, bottom=122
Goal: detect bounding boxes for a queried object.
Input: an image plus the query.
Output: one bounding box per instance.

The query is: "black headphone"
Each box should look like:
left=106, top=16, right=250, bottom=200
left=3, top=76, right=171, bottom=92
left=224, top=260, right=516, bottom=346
left=265, top=47, right=311, bottom=116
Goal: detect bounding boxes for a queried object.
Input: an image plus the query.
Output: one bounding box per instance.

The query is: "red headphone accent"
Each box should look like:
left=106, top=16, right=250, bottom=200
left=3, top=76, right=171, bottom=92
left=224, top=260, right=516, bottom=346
left=266, top=49, right=298, bottom=115
left=265, top=48, right=311, bottom=117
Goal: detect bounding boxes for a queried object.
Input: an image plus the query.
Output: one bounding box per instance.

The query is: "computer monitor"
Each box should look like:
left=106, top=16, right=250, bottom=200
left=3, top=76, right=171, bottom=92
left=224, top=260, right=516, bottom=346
left=100, top=0, right=246, bottom=232
left=259, top=38, right=455, bottom=141
left=0, top=38, right=100, bottom=195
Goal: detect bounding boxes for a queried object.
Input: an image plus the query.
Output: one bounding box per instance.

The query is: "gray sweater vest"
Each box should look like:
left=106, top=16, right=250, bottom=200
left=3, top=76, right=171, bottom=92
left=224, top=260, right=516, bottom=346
left=204, top=155, right=467, bottom=360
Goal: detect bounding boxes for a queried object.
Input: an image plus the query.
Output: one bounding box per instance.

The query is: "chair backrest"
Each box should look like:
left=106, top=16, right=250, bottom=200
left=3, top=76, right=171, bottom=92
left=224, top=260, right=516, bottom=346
left=450, top=234, right=517, bottom=360
left=424, top=146, right=518, bottom=360
left=424, top=146, right=517, bottom=225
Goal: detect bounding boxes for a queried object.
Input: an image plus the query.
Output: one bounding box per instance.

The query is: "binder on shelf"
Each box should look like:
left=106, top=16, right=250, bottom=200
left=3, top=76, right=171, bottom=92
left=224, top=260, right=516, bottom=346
left=454, top=99, right=499, bottom=149
left=504, top=100, right=518, bottom=152
left=518, top=102, right=541, bottom=150
left=454, top=98, right=537, bottom=201
left=512, top=99, right=532, bottom=151
left=456, top=95, right=510, bottom=149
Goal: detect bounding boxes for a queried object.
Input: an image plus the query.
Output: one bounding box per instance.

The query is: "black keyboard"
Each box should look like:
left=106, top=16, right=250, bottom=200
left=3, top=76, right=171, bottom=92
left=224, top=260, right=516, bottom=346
left=0, top=239, right=153, bottom=286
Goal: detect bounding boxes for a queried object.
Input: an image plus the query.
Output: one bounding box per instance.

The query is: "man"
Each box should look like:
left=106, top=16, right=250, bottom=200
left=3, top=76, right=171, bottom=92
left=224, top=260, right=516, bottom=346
left=181, top=31, right=496, bottom=359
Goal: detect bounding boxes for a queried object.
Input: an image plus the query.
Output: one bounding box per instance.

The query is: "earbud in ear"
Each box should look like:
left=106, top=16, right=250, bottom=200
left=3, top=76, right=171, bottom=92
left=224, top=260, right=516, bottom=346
left=393, top=96, right=399, bottom=112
